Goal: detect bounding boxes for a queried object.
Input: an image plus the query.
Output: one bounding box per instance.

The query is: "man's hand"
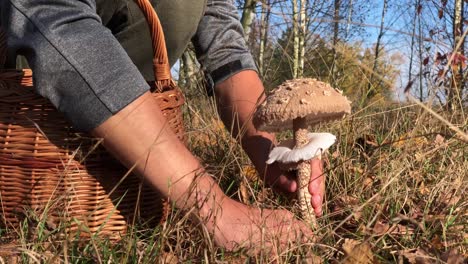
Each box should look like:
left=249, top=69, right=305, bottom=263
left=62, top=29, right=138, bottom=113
left=261, top=157, right=325, bottom=217
left=308, top=158, right=325, bottom=216
left=214, top=70, right=325, bottom=217
left=199, top=194, right=315, bottom=254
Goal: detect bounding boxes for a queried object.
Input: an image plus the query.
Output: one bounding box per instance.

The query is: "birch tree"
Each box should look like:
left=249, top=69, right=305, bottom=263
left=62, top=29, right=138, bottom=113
left=181, top=49, right=197, bottom=91
left=291, top=0, right=307, bottom=78
left=258, top=0, right=272, bottom=78
left=241, top=0, right=257, bottom=42
left=292, top=0, right=299, bottom=78
left=449, top=0, right=465, bottom=110
left=298, top=0, right=307, bottom=78
left=331, top=0, right=341, bottom=85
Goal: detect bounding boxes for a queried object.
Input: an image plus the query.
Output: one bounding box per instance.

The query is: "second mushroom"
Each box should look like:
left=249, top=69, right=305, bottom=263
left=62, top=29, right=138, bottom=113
left=253, top=78, right=351, bottom=227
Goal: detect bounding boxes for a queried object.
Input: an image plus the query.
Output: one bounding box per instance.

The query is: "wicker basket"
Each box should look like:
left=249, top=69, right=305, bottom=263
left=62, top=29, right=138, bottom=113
left=0, top=0, right=184, bottom=239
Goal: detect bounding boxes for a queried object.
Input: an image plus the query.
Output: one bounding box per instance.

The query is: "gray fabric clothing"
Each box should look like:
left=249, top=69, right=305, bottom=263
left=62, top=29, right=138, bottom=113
left=95, top=0, right=207, bottom=81
left=194, top=0, right=257, bottom=84
left=2, top=0, right=149, bottom=131
left=1, top=0, right=257, bottom=132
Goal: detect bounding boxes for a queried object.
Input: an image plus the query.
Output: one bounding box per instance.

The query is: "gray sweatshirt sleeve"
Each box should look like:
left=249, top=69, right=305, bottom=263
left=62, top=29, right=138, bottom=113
left=192, top=0, right=258, bottom=86
left=2, top=0, right=149, bottom=131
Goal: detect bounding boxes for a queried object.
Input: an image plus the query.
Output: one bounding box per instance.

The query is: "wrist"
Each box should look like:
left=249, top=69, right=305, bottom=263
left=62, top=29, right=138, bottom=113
left=184, top=173, right=229, bottom=224
left=241, top=131, right=276, bottom=173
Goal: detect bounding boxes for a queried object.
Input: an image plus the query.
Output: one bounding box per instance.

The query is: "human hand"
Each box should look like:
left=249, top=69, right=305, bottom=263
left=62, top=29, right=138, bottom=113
left=240, top=133, right=325, bottom=217
left=199, top=195, right=315, bottom=254
left=262, top=157, right=325, bottom=217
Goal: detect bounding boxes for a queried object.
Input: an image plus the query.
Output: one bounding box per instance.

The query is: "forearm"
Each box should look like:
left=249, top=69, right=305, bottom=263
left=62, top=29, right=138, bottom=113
left=214, top=70, right=276, bottom=173
left=92, top=92, right=225, bottom=215
left=6, top=0, right=226, bottom=219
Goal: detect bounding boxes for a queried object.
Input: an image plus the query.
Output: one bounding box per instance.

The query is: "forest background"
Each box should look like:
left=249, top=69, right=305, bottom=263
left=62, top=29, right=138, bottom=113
left=1, top=0, right=466, bottom=263
left=172, top=0, right=467, bottom=262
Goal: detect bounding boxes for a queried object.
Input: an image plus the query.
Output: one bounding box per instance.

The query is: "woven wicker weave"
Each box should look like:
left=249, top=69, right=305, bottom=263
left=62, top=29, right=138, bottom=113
left=0, top=0, right=184, bottom=239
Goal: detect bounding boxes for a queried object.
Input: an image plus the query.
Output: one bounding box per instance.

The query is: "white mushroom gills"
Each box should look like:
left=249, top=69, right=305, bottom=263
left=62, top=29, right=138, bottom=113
left=293, top=117, right=317, bottom=227
left=266, top=133, right=336, bottom=165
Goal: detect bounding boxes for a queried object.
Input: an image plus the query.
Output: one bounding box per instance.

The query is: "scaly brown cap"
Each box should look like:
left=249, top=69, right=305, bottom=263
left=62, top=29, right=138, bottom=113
left=253, top=78, right=351, bottom=132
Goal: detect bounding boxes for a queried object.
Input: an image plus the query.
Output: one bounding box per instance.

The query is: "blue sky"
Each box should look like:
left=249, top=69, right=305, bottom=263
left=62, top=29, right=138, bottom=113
left=173, top=1, right=465, bottom=102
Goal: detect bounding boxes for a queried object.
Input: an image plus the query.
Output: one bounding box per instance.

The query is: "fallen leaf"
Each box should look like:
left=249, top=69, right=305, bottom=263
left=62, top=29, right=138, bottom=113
left=440, top=249, right=466, bottom=264
left=362, top=177, right=374, bottom=190
left=331, top=195, right=363, bottom=229
left=391, top=133, right=428, bottom=148
left=372, top=221, right=390, bottom=235
left=337, top=195, right=359, bottom=206
left=241, top=165, right=258, bottom=181
left=161, top=251, right=179, bottom=264
left=1, top=255, right=19, bottom=264
left=389, top=224, right=415, bottom=236
left=240, top=165, right=259, bottom=204
left=342, top=239, right=361, bottom=254
left=341, top=239, right=375, bottom=264
left=434, top=134, right=445, bottom=145
left=370, top=222, right=415, bottom=237
left=302, top=253, right=322, bottom=264
left=350, top=166, right=364, bottom=174
left=419, top=181, right=430, bottom=195
left=415, top=152, right=424, bottom=161
left=430, top=235, right=444, bottom=251
left=400, top=248, right=434, bottom=264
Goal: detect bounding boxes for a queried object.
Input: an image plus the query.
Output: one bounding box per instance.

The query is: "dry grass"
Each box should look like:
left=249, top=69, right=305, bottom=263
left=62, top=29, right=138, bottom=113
left=180, top=94, right=467, bottom=263
left=0, top=85, right=467, bottom=263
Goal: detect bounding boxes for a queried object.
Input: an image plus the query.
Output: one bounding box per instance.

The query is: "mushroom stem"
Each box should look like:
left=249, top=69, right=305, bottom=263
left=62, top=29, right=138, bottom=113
left=293, top=117, right=317, bottom=228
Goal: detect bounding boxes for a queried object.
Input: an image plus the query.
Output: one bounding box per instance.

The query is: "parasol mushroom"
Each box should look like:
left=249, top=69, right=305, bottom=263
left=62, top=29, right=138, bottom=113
left=253, top=78, right=351, bottom=227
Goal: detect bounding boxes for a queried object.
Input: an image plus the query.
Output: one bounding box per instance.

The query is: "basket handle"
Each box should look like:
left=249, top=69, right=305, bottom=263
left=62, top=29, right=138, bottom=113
left=134, top=0, right=174, bottom=92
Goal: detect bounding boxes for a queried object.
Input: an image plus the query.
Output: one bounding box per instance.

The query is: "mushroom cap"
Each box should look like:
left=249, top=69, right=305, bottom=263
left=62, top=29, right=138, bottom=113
left=253, top=78, right=351, bottom=132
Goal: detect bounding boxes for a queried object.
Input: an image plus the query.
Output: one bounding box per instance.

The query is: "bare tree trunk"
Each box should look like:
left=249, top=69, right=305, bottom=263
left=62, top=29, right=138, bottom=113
left=417, top=1, right=424, bottom=101
left=292, top=0, right=299, bottom=78
left=331, top=0, right=341, bottom=86
left=258, top=0, right=271, bottom=78
left=345, top=0, right=353, bottom=39
left=408, top=2, right=416, bottom=97
left=449, top=0, right=465, bottom=110
left=178, top=54, right=186, bottom=86
left=366, top=0, right=388, bottom=101
left=298, top=0, right=307, bottom=78
left=181, top=49, right=197, bottom=90
left=241, top=0, right=257, bottom=42
left=408, top=1, right=422, bottom=100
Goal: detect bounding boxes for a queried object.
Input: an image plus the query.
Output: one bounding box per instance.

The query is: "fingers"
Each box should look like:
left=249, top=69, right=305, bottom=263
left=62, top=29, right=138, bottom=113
left=263, top=209, right=315, bottom=249
left=276, top=174, right=297, bottom=193
left=264, top=158, right=325, bottom=218
left=266, top=163, right=297, bottom=193
left=311, top=194, right=323, bottom=216
left=213, top=200, right=316, bottom=257
left=310, top=178, right=323, bottom=216
left=309, top=158, right=325, bottom=217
